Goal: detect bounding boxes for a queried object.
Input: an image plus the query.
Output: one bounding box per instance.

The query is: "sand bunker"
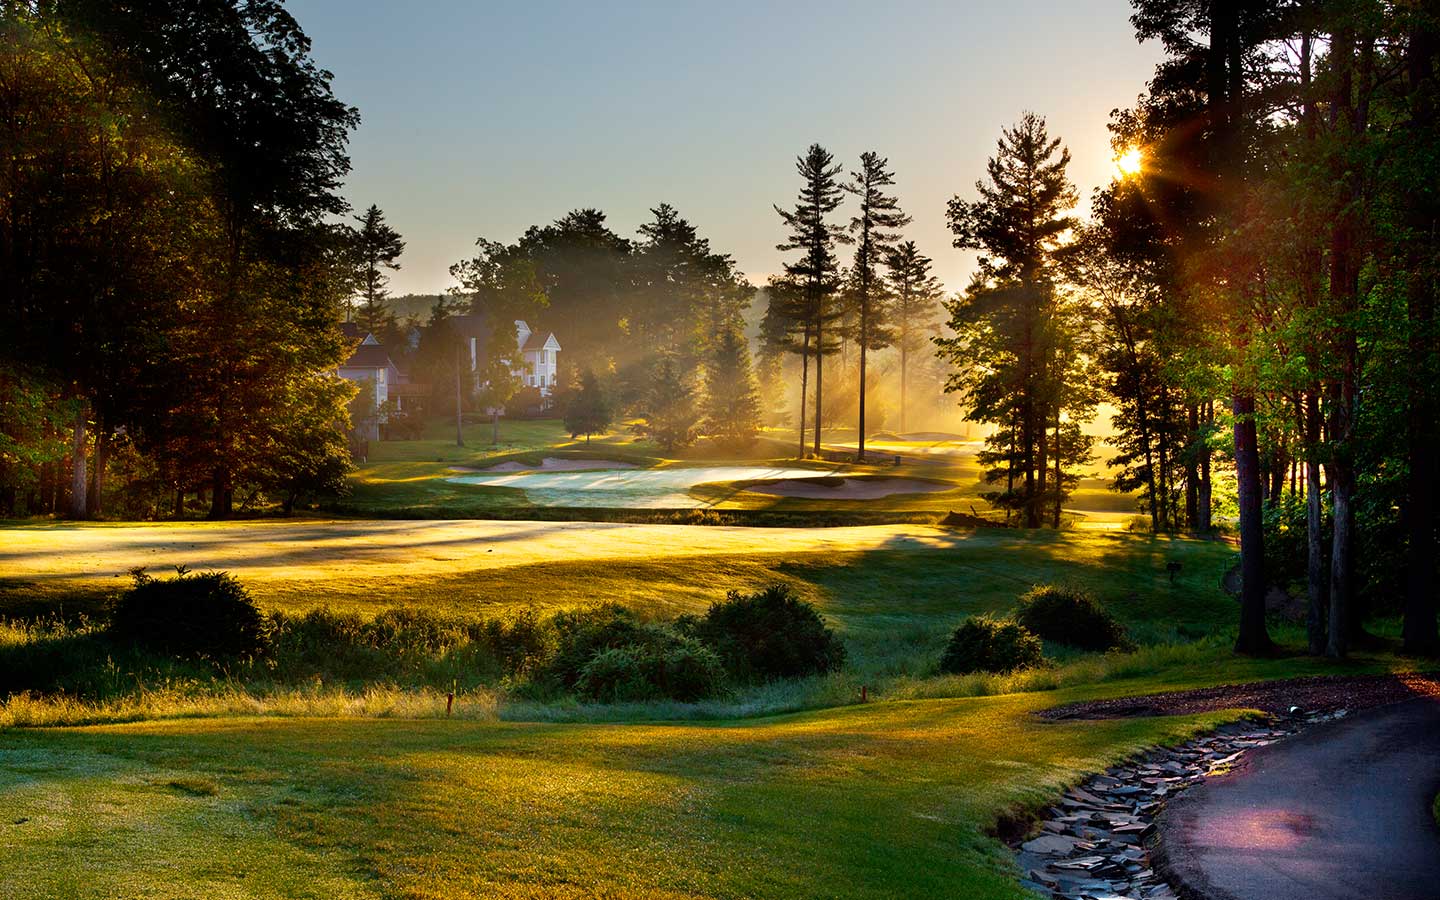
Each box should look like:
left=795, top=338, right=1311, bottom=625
left=449, top=457, right=639, bottom=474
left=745, top=477, right=952, bottom=500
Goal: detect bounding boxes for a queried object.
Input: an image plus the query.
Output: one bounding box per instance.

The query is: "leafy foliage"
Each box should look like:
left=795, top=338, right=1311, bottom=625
left=938, top=616, right=1044, bottom=674
left=110, top=569, right=270, bottom=662
left=1015, top=584, right=1132, bottom=652
left=678, top=584, right=846, bottom=681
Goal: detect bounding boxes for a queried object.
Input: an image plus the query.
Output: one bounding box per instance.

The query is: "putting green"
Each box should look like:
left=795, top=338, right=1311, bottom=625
left=446, top=465, right=847, bottom=508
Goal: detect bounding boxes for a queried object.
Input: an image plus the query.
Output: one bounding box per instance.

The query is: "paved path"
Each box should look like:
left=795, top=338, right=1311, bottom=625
left=1160, top=697, right=1440, bottom=900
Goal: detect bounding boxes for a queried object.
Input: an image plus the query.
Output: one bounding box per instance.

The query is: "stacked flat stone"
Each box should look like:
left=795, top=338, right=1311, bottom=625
left=1011, top=710, right=1347, bottom=900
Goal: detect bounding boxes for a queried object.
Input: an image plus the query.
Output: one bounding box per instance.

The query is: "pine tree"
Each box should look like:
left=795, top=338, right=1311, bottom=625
left=349, top=204, right=405, bottom=336
left=702, top=329, right=762, bottom=450
left=775, top=144, right=850, bottom=457
left=843, top=152, right=909, bottom=460
left=885, top=241, right=945, bottom=434
left=940, top=113, right=1084, bottom=527
left=564, top=370, right=612, bottom=443
left=630, top=357, right=701, bottom=453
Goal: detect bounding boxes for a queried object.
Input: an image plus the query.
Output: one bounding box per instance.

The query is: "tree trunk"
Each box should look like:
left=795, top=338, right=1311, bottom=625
left=798, top=327, right=810, bottom=459
left=1185, top=403, right=1199, bottom=528
left=899, top=345, right=908, bottom=434
left=1233, top=392, right=1271, bottom=655
left=1198, top=403, right=1213, bottom=531
left=492, top=410, right=500, bottom=446
left=87, top=426, right=108, bottom=517
left=208, top=466, right=231, bottom=520
left=813, top=303, right=824, bottom=458
left=1403, top=12, right=1438, bottom=656
left=454, top=345, right=465, bottom=448
left=68, top=402, right=87, bottom=519
left=858, top=284, right=868, bottom=461
left=174, top=488, right=185, bottom=520
left=1052, top=407, right=1063, bottom=528
left=1304, top=389, right=1328, bottom=655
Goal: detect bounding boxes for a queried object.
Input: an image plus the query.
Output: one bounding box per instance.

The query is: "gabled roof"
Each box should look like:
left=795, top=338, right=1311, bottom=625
left=521, top=331, right=560, bottom=352
left=341, top=345, right=395, bottom=370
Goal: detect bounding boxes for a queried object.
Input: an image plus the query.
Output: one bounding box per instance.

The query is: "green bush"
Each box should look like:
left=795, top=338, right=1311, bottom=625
left=477, top=608, right=554, bottom=677
left=573, top=637, right=726, bottom=703
left=679, top=584, right=846, bottom=681
left=543, top=604, right=676, bottom=690
left=110, top=569, right=270, bottom=662
left=1014, top=584, right=1133, bottom=651
left=938, top=616, right=1045, bottom=674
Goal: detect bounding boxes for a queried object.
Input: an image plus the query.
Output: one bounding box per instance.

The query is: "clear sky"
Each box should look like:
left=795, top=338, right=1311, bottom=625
left=286, top=0, right=1163, bottom=298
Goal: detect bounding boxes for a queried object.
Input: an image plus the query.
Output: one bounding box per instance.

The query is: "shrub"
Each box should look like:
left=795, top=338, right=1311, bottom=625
left=110, top=569, right=270, bottom=662
left=938, top=616, right=1044, bottom=674
left=542, top=604, right=675, bottom=691
left=575, top=645, right=655, bottom=702
left=477, top=608, right=555, bottom=677
left=573, top=637, right=726, bottom=703
left=680, top=584, right=846, bottom=681
left=1014, top=584, right=1132, bottom=651
left=656, top=638, right=727, bottom=702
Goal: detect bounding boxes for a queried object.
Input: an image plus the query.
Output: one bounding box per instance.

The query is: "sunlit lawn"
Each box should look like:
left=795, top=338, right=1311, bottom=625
left=2, top=646, right=1426, bottom=900
left=342, top=418, right=1138, bottom=524
left=0, top=523, right=1230, bottom=649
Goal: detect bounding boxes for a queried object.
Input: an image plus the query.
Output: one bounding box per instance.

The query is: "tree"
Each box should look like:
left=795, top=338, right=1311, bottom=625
left=775, top=144, right=850, bottom=457
left=564, top=370, right=612, bottom=443
left=348, top=204, right=405, bottom=337
left=702, top=329, right=762, bottom=450
left=630, top=356, right=701, bottom=453
left=885, top=241, right=945, bottom=434
left=450, top=239, right=548, bottom=445
left=940, top=113, right=1087, bottom=527
left=632, top=203, right=753, bottom=365
left=843, top=152, right=909, bottom=459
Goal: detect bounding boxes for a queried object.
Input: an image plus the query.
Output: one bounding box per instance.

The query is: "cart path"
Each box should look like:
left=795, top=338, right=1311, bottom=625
left=1159, top=696, right=1440, bottom=900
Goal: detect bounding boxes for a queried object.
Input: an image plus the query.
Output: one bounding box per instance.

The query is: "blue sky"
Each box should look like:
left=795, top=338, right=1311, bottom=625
left=287, top=1, right=1163, bottom=296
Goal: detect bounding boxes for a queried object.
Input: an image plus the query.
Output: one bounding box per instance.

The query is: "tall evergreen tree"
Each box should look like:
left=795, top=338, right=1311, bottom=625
left=775, top=144, right=849, bottom=457
left=843, top=152, right=910, bottom=460
left=630, top=356, right=701, bottom=453
left=702, top=328, right=762, bottom=450
left=940, top=113, right=1084, bottom=527
left=885, top=242, right=945, bottom=434
left=348, top=204, right=405, bottom=337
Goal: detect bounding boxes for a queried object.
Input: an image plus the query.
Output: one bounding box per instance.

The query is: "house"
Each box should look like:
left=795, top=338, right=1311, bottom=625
left=337, top=323, right=406, bottom=442
left=448, top=315, right=562, bottom=397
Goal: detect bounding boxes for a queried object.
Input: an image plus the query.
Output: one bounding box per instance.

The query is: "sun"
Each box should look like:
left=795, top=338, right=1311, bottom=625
left=1116, top=146, right=1144, bottom=178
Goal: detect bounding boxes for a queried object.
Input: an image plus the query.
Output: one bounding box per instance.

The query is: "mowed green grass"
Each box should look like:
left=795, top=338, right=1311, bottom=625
left=0, top=522, right=1231, bottom=662
left=340, top=418, right=1136, bottom=524
left=3, top=647, right=1427, bottom=900
left=2, top=516, right=1431, bottom=898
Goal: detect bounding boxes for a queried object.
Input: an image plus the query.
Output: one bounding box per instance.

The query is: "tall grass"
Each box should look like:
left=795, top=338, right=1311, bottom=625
left=0, top=602, right=1254, bottom=729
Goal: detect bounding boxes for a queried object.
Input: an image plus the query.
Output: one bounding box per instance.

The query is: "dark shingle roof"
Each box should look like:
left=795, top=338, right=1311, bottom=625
left=341, top=345, right=394, bottom=369
left=521, top=331, right=555, bottom=352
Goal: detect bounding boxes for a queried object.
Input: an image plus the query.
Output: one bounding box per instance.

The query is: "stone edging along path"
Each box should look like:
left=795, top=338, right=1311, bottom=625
left=1009, top=709, right=1345, bottom=900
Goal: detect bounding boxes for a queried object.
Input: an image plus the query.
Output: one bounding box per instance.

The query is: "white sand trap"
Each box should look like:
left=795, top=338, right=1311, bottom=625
left=448, top=465, right=833, bottom=508
left=746, top=477, right=953, bottom=500
left=450, top=457, right=639, bottom=474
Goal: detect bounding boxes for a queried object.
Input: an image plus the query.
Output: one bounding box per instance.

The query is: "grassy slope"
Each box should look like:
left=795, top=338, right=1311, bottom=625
left=3, top=646, right=1425, bottom=900
left=1, top=514, right=1429, bottom=898
left=0, top=524, right=1231, bottom=651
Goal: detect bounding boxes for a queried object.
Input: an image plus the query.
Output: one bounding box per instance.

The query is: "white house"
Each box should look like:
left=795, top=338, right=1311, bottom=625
left=516, top=320, right=561, bottom=392
left=337, top=323, right=404, bottom=441
left=450, top=315, right=562, bottom=397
